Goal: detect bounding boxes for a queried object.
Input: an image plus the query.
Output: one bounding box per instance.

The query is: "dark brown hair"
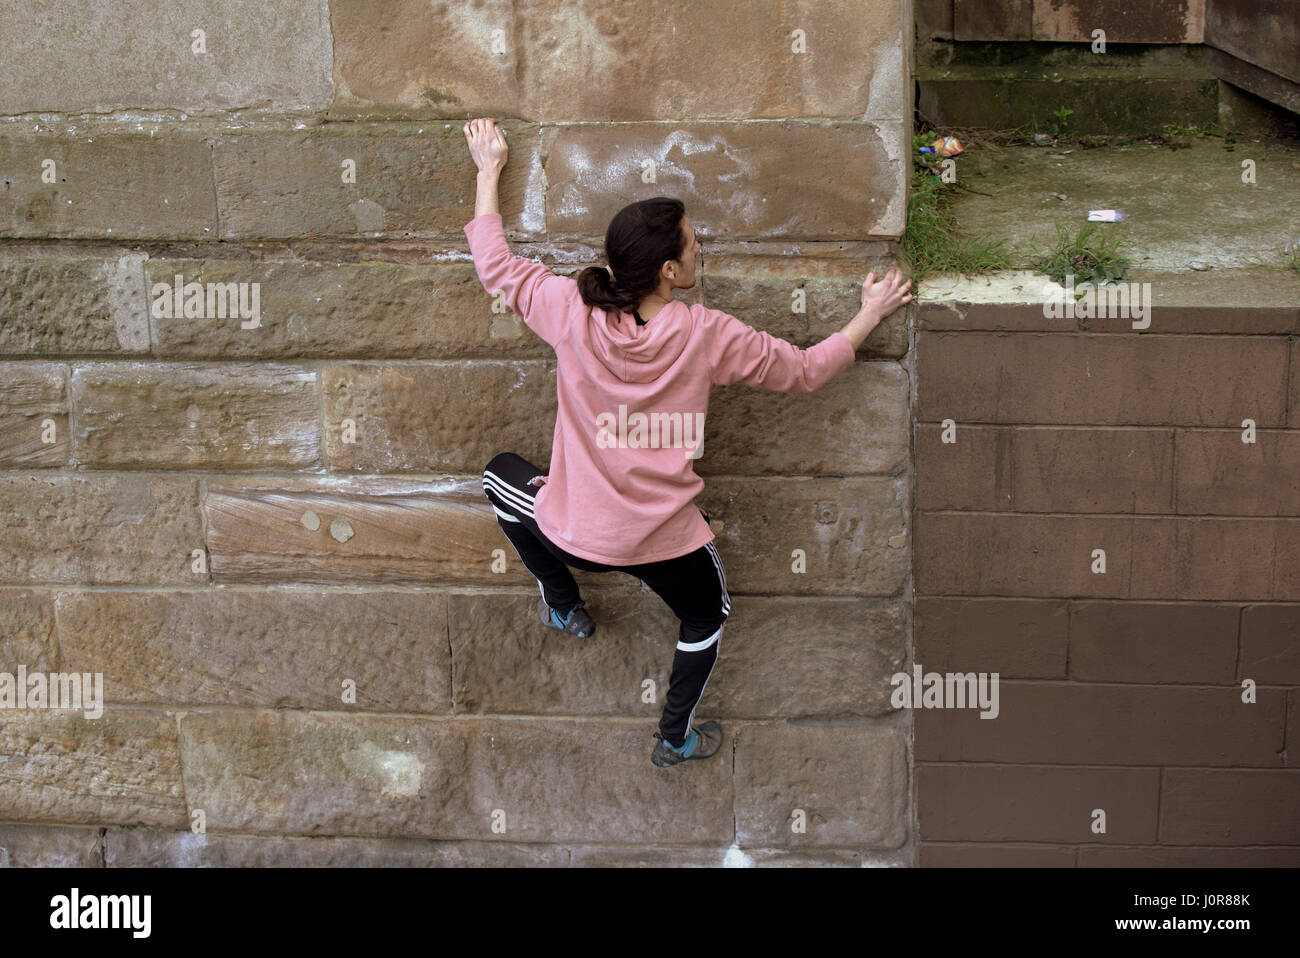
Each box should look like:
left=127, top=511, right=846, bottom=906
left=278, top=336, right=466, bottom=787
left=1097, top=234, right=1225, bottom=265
left=576, top=197, right=688, bottom=317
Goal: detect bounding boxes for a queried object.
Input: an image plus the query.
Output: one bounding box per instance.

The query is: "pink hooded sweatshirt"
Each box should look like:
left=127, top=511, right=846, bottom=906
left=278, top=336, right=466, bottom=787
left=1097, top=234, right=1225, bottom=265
left=465, top=212, right=857, bottom=565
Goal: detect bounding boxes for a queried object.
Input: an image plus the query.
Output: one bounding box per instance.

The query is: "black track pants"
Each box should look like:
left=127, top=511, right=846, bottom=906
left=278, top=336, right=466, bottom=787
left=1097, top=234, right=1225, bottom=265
left=482, top=451, right=730, bottom=748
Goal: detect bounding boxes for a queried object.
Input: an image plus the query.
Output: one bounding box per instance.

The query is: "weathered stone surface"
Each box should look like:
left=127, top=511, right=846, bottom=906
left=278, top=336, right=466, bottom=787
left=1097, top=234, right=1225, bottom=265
left=450, top=590, right=678, bottom=716
left=0, top=589, right=58, bottom=672
left=178, top=710, right=477, bottom=837
left=213, top=124, right=540, bottom=239
left=469, top=719, right=734, bottom=843
left=105, top=829, right=567, bottom=867
left=0, top=710, right=188, bottom=826
left=698, top=361, right=909, bottom=475
left=177, top=711, right=732, bottom=843
left=56, top=589, right=450, bottom=711
left=0, top=0, right=332, bottom=113
left=330, top=0, right=905, bottom=122
left=699, top=476, right=910, bottom=595
left=703, top=254, right=909, bottom=358
left=0, top=253, right=149, bottom=356
left=568, top=845, right=875, bottom=867
left=0, top=825, right=103, bottom=867
left=706, top=597, right=907, bottom=717
left=734, top=722, right=908, bottom=848
left=1205, top=0, right=1300, bottom=84
left=0, top=363, right=68, bottom=466
left=70, top=362, right=320, bottom=469
left=452, top=592, right=905, bottom=719
left=543, top=121, right=906, bottom=240
left=0, top=134, right=216, bottom=239
left=147, top=258, right=552, bottom=359
left=330, top=0, right=519, bottom=116
left=517, top=0, right=905, bottom=121
left=0, top=474, right=203, bottom=584
left=204, top=475, right=509, bottom=584
left=323, top=361, right=557, bottom=472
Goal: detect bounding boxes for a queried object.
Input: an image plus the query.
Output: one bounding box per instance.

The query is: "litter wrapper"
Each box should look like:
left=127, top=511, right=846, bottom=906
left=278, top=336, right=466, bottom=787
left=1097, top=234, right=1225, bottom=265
left=919, top=136, right=964, bottom=157
left=1087, top=209, right=1127, bottom=222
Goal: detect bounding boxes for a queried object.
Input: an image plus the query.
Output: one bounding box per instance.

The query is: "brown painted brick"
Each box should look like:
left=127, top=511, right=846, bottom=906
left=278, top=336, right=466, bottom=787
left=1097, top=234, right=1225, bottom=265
left=1205, top=0, right=1299, bottom=84
left=0, top=253, right=149, bottom=356
left=1013, top=427, right=1174, bottom=513
left=735, top=723, right=908, bottom=848
left=323, top=361, right=556, bottom=473
left=698, top=361, right=910, bottom=476
left=105, top=829, right=566, bottom=867
left=0, top=709, right=187, bottom=827
left=1069, top=601, right=1239, bottom=683
left=147, top=258, right=551, bottom=360
left=915, top=301, right=1076, bottom=333
left=2, top=0, right=331, bottom=113
left=543, top=121, right=905, bottom=240
left=917, top=764, right=1160, bottom=842
left=919, top=842, right=1075, bottom=866
left=701, top=253, right=907, bottom=359
left=1176, top=429, right=1300, bottom=515
left=1081, top=845, right=1300, bottom=867
left=1159, top=769, right=1300, bottom=844
left=1239, top=605, right=1300, bottom=684
left=1176, top=517, right=1299, bottom=601
left=0, top=473, right=203, bottom=584
left=915, top=682, right=1285, bottom=766
left=0, top=133, right=216, bottom=239
left=1033, top=0, right=1204, bottom=43
left=1291, top=340, right=1299, bottom=427
left=915, top=513, right=1178, bottom=598
left=917, top=332, right=1289, bottom=426
left=0, top=363, right=67, bottom=467
left=915, top=597, right=1068, bottom=678
left=954, top=1, right=1033, bottom=41
left=915, top=424, right=1013, bottom=511
left=56, top=589, right=450, bottom=712
left=0, top=825, right=103, bottom=867
left=213, top=123, right=539, bottom=240
left=71, top=362, right=320, bottom=469
left=0, top=589, right=58, bottom=671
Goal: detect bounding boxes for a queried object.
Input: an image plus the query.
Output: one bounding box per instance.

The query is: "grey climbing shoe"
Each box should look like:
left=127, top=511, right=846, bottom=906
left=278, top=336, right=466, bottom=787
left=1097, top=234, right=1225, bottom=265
left=537, top=597, right=596, bottom=638
left=651, top=721, right=723, bottom=767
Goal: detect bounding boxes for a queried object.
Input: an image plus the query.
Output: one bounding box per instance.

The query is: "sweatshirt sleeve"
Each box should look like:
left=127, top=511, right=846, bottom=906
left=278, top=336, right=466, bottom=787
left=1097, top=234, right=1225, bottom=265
left=464, top=212, right=573, bottom=347
left=703, top=307, right=857, bottom=393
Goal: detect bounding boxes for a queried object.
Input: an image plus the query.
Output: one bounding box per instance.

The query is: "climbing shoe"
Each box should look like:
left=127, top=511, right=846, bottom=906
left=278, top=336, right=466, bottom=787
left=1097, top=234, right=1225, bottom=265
left=536, top=597, right=596, bottom=638
left=651, top=721, right=723, bottom=767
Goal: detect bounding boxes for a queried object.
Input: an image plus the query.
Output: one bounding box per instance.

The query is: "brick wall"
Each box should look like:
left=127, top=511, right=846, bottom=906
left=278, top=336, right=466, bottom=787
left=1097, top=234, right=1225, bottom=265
left=0, top=0, right=915, bottom=866
left=913, top=296, right=1300, bottom=866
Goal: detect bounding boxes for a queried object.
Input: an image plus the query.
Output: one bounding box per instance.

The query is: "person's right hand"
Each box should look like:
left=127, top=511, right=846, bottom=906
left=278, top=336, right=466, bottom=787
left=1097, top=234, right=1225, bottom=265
left=861, top=269, right=913, bottom=318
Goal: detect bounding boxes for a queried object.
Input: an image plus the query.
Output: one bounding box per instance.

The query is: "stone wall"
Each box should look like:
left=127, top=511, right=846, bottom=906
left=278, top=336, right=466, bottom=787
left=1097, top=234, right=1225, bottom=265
left=0, top=1, right=915, bottom=866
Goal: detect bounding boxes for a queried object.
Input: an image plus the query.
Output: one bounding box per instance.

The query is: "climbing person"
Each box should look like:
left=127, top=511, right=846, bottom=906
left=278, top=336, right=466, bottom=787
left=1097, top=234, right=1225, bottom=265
left=462, top=117, right=913, bottom=767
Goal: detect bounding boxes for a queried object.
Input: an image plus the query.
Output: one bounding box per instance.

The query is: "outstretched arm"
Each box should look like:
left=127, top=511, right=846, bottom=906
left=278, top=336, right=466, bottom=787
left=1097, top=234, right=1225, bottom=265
left=464, top=117, right=505, bottom=217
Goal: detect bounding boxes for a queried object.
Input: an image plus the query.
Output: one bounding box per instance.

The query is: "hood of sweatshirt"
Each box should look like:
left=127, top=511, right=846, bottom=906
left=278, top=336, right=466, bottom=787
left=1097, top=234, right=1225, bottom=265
left=587, top=300, right=692, bottom=384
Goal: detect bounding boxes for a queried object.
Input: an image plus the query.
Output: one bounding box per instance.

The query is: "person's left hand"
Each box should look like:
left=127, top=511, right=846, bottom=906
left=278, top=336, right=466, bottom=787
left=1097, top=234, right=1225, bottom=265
left=464, top=117, right=508, bottom=175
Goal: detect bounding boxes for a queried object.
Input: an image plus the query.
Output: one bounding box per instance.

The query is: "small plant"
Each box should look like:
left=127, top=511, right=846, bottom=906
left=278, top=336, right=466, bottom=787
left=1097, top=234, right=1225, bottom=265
left=902, top=166, right=1014, bottom=280
left=1051, top=106, right=1074, bottom=134
left=1030, top=221, right=1132, bottom=291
